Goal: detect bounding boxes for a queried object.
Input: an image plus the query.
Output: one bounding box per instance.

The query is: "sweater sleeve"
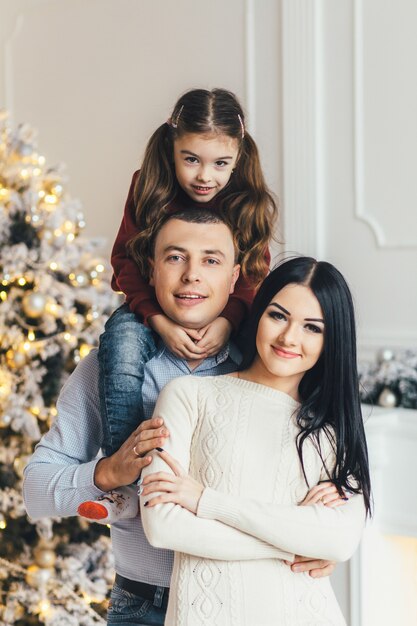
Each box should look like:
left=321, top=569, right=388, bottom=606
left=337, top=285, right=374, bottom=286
left=221, top=247, right=271, bottom=331
left=197, top=458, right=366, bottom=563
left=111, top=171, right=163, bottom=323
left=140, top=378, right=293, bottom=562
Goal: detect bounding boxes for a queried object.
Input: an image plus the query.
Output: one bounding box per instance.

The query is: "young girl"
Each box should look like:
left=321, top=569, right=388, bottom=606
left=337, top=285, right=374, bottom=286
left=78, top=88, right=277, bottom=522
left=140, top=256, right=371, bottom=626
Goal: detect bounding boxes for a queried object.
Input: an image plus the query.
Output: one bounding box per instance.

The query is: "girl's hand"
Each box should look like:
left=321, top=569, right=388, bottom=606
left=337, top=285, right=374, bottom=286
left=141, top=450, right=204, bottom=514
left=300, top=481, right=350, bottom=508
left=195, top=317, right=232, bottom=357
left=149, top=314, right=207, bottom=360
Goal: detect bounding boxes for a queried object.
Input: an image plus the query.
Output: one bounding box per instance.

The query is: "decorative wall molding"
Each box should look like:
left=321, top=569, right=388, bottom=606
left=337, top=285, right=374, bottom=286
left=353, top=0, right=417, bottom=250
left=281, top=0, right=323, bottom=258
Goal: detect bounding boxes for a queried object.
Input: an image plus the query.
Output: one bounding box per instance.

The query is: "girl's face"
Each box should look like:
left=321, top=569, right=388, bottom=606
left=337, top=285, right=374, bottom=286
left=173, top=132, right=239, bottom=203
left=251, top=283, right=325, bottom=399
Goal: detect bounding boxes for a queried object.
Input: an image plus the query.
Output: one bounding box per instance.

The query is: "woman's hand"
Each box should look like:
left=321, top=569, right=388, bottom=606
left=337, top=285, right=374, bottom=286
left=300, top=481, right=350, bottom=508
left=149, top=314, right=208, bottom=360
left=195, top=317, right=232, bottom=357
left=141, top=450, right=204, bottom=514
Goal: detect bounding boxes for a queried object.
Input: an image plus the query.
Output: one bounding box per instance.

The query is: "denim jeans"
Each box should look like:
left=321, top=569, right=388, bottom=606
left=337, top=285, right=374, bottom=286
left=107, top=584, right=167, bottom=625
left=99, top=305, right=157, bottom=456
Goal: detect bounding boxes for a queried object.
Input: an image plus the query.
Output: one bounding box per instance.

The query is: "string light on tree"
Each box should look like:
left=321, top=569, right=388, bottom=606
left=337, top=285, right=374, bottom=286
left=0, top=111, right=120, bottom=623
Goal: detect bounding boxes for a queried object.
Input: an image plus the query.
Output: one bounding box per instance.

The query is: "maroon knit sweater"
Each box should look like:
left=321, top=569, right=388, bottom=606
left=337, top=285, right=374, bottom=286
left=111, top=170, right=271, bottom=331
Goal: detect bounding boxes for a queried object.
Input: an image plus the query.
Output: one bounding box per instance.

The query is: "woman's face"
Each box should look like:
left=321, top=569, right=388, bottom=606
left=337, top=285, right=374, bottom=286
left=253, top=283, right=325, bottom=397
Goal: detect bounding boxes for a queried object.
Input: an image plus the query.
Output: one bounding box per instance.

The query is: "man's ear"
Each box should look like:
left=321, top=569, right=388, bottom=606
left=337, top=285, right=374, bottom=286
left=148, top=258, right=155, bottom=286
left=229, top=264, right=240, bottom=294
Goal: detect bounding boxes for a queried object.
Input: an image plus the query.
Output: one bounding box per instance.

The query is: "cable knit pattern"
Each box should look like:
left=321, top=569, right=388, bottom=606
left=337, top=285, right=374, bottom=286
left=141, top=375, right=366, bottom=625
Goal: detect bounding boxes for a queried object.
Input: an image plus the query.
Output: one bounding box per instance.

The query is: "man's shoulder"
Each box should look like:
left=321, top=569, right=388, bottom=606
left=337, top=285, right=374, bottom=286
left=60, top=349, right=99, bottom=395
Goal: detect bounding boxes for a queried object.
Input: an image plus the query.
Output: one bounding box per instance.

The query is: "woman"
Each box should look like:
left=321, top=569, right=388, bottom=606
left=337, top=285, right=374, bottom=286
left=140, top=256, right=371, bottom=626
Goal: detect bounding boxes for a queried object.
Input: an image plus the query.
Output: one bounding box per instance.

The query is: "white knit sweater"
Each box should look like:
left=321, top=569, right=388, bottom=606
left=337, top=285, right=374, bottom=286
left=141, top=375, right=366, bottom=626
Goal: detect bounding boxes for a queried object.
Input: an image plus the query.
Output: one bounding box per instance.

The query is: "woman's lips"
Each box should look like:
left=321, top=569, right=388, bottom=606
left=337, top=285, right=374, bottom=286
left=272, top=346, right=300, bottom=359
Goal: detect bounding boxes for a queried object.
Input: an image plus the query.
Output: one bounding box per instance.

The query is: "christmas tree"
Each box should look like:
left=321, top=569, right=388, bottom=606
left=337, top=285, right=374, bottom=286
left=0, top=111, right=120, bottom=624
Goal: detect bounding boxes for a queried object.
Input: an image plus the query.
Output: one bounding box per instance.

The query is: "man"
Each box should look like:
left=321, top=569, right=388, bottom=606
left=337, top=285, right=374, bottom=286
left=24, top=210, right=335, bottom=626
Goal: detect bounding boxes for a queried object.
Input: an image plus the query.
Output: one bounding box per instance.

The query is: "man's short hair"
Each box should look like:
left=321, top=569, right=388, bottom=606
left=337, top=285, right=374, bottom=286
left=149, top=208, right=239, bottom=262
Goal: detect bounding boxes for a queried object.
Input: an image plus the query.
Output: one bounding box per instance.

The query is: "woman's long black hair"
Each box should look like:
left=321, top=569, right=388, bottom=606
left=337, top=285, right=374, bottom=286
left=240, top=256, right=371, bottom=515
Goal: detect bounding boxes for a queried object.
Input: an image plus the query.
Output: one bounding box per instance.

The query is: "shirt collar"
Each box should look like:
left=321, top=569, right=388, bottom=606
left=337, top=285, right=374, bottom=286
left=155, top=340, right=241, bottom=371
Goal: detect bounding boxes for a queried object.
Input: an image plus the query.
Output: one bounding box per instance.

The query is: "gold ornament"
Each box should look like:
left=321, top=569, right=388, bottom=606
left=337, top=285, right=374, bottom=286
left=5, top=348, right=27, bottom=369
left=25, top=564, right=52, bottom=587
left=0, top=513, right=6, bottom=529
left=22, top=292, right=47, bottom=318
left=34, top=546, right=57, bottom=569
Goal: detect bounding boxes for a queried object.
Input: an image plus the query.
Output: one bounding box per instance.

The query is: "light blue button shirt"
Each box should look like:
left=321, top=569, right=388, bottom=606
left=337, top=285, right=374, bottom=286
left=24, top=344, right=240, bottom=586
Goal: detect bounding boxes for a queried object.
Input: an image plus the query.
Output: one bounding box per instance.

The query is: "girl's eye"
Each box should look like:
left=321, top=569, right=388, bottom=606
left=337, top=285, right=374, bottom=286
left=215, top=160, right=228, bottom=167
left=305, top=323, right=323, bottom=334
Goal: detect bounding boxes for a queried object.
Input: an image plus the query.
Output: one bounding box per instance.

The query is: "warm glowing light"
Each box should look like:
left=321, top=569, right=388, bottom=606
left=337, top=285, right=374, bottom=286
left=67, top=233, right=75, bottom=241
left=0, top=519, right=6, bottom=530
left=18, top=277, right=27, bottom=286
left=50, top=407, right=57, bottom=417
left=68, top=273, right=75, bottom=280
left=21, top=169, right=29, bottom=179
left=1, top=280, right=9, bottom=286
left=53, top=229, right=62, bottom=237
left=23, top=341, right=31, bottom=352
left=38, top=190, right=45, bottom=198
left=38, top=599, right=51, bottom=617
left=45, top=194, right=57, bottom=204
left=79, top=344, right=92, bottom=359
left=33, top=167, right=41, bottom=176
left=0, top=291, right=7, bottom=301
left=64, top=332, right=72, bottom=342
left=49, top=262, right=58, bottom=271
left=30, top=406, right=40, bottom=416
left=28, top=330, right=35, bottom=341
left=38, top=156, right=46, bottom=165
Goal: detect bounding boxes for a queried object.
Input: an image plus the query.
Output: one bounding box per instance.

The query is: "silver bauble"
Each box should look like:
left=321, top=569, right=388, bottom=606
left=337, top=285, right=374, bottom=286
left=378, top=387, right=397, bottom=408
left=22, top=292, right=47, bottom=318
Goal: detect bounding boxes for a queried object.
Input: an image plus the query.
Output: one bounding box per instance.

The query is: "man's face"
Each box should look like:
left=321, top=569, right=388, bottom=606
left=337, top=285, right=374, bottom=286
left=149, top=218, right=240, bottom=329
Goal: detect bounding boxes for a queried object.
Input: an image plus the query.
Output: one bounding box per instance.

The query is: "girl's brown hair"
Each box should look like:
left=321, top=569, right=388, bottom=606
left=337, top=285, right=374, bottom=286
left=127, top=88, right=278, bottom=286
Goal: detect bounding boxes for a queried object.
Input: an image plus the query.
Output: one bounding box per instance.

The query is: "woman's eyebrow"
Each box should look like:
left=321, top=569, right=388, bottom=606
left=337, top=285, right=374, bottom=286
left=269, top=302, right=290, bottom=315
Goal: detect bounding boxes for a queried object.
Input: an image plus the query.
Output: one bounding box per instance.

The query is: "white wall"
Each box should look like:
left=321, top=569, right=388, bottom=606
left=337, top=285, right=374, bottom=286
left=281, top=0, right=417, bottom=358
left=0, top=0, right=281, bottom=257
left=2, top=1, right=415, bottom=622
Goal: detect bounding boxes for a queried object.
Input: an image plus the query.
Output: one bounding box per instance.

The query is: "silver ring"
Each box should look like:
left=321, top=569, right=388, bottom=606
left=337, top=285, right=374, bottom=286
left=133, top=445, right=141, bottom=457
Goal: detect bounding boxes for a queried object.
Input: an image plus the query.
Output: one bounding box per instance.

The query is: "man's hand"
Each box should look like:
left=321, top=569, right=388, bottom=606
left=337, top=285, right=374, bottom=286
left=285, top=555, right=336, bottom=578
left=195, top=317, right=232, bottom=357
left=94, top=418, right=169, bottom=491
left=149, top=314, right=207, bottom=360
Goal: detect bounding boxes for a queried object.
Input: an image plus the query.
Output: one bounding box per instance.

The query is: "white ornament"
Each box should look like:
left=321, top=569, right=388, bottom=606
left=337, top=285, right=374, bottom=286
left=378, top=387, right=397, bottom=408
left=22, top=292, right=47, bottom=317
